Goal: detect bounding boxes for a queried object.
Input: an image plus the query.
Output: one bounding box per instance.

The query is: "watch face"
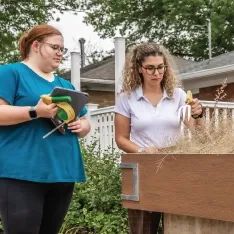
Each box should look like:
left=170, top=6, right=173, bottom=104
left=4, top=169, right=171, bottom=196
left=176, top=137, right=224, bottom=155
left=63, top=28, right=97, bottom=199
left=29, top=107, right=37, bottom=119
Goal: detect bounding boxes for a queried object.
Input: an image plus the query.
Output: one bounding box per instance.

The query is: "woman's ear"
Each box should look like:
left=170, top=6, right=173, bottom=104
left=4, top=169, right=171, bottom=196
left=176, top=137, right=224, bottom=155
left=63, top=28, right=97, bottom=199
left=31, top=41, right=40, bottom=53
left=138, top=66, right=142, bottom=74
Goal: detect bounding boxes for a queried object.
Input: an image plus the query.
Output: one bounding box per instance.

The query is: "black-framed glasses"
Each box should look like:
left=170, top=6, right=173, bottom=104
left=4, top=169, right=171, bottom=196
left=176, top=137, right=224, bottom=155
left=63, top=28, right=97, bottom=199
left=140, top=64, right=167, bottom=75
left=42, top=42, right=68, bottom=55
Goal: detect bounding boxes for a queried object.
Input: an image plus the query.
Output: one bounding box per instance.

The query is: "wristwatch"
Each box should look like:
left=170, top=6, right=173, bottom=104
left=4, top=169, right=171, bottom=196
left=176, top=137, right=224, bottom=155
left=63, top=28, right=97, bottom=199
left=191, top=110, right=203, bottom=119
left=191, top=104, right=203, bottom=119
left=29, top=106, right=37, bottom=119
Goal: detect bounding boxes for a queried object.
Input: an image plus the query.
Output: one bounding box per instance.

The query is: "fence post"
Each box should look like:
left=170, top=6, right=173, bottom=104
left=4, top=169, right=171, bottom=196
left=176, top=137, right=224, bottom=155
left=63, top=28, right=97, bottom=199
left=70, top=51, right=81, bottom=91
left=85, top=103, right=99, bottom=145
left=114, top=37, right=126, bottom=101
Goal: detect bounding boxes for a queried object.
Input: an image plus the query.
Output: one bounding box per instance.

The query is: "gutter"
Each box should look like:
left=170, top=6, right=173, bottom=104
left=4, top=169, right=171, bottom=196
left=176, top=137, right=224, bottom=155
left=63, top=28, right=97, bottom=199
left=179, top=64, right=234, bottom=81
left=79, top=64, right=234, bottom=84
left=81, top=77, right=115, bottom=85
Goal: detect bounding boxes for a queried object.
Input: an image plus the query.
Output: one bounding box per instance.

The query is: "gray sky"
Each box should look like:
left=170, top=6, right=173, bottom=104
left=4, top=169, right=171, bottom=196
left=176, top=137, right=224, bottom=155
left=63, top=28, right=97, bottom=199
left=49, top=12, right=115, bottom=69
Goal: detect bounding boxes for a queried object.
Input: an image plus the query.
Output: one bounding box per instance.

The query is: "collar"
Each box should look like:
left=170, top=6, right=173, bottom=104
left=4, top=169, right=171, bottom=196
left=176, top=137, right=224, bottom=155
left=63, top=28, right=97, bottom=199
left=135, top=85, right=172, bottom=101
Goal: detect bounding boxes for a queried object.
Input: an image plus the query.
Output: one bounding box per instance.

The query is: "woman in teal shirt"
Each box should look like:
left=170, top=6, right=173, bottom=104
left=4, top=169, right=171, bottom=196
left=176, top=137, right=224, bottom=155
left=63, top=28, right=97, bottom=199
left=0, top=24, right=91, bottom=234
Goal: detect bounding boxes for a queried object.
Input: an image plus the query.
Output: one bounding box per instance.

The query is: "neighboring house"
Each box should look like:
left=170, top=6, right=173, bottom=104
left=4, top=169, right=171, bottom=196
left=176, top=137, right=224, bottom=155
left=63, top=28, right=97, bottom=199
left=179, top=51, right=234, bottom=102
left=61, top=51, right=234, bottom=107
left=62, top=56, right=116, bottom=107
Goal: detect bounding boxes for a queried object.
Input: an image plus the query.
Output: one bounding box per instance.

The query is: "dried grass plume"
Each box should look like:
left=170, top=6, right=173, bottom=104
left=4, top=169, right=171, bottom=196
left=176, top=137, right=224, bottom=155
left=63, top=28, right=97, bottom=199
left=164, top=78, right=233, bottom=154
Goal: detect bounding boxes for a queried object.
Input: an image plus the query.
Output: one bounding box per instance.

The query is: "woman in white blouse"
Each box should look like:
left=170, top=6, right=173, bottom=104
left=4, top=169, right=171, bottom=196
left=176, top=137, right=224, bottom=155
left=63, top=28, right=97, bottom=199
left=114, top=43, right=203, bottom=234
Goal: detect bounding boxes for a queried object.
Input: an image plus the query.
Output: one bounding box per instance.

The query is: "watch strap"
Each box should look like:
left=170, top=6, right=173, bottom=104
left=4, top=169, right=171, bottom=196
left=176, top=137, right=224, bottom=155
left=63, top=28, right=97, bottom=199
left=191, top=104, right=203, bottom=119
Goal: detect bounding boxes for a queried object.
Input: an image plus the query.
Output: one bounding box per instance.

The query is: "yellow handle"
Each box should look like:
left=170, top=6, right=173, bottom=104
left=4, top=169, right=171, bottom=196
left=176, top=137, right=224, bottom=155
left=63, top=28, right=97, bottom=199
left=40, top=95, right=75, bottom=124
left=186, top=90, right=193, bottom=104
left=41, top=95, right=52, bottom=105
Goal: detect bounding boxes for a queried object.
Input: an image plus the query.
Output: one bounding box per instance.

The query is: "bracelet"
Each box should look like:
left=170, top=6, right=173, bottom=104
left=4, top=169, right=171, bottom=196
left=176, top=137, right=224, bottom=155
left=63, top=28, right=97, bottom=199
left=191, top=104, right=203, bottom=119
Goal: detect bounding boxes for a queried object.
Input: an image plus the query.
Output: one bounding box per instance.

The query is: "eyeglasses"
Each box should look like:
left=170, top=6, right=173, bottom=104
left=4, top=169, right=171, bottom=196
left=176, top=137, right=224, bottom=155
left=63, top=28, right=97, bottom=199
left=42, top=42, right=68, bottom=55
left=140, top=64, right=167, bottom=75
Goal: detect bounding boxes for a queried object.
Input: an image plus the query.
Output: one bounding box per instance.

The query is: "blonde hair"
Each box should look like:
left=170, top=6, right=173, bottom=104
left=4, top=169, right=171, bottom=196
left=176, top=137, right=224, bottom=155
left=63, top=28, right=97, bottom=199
left=121, top=43, right=179, bottom=97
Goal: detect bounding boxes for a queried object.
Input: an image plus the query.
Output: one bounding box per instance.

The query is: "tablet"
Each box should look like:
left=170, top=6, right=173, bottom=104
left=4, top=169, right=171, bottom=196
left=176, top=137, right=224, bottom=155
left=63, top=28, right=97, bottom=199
left=50, top=87, right=89, bottom=117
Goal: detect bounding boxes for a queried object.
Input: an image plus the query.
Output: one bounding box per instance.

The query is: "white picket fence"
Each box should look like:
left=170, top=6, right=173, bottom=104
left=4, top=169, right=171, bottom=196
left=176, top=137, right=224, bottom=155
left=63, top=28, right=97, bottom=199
left=85, top=101, right=234, bottom=151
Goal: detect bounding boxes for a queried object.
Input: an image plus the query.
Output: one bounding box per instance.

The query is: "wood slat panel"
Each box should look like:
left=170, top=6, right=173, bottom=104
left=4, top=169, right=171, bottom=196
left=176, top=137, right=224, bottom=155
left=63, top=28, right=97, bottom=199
left=121, top=154, right=234, bottom=222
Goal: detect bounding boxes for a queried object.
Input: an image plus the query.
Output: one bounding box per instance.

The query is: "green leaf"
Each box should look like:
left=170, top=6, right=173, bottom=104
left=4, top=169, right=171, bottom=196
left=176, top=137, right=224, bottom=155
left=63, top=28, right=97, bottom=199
left=84, top=0, right=234, bottom=61
left=0, top=0, right=83, bottom=64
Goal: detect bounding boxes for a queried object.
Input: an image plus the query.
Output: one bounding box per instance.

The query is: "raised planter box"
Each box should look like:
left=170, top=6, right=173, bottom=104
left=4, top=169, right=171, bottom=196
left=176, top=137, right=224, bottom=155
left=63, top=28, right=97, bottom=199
left=120, top=153, right=234, bottom=233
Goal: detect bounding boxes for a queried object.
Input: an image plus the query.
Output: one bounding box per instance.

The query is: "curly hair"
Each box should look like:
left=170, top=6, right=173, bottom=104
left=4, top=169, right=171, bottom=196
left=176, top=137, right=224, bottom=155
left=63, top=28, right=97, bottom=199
left=121, top=43, right=179, bottom=97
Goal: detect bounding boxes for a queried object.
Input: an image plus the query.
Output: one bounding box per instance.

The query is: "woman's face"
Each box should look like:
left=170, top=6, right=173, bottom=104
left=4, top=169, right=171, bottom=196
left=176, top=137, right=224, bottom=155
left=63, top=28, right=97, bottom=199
left=138, top=55, right=166, bottom=85
left=37, top=35, right=66, bottom=70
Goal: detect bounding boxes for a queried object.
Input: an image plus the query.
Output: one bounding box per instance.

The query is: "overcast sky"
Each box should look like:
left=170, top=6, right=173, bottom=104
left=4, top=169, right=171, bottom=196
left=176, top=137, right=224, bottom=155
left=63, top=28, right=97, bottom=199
left=49, top=12, right=115, bottom=69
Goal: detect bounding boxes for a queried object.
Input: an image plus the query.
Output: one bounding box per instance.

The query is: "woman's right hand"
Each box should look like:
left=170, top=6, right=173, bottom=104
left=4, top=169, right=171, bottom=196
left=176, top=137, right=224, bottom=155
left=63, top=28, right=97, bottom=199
left=35, top=99, right=59, bottom=118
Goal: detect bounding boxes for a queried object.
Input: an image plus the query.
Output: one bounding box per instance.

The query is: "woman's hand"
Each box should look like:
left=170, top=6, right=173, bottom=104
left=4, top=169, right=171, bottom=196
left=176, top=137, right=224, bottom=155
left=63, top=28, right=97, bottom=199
left=67, top=118, right=82, bottom=133
left=143, top=146, right=160, bottom=154
left=67, top=117, right=91, bottom=137
left=190, top=98, right=203, bottom=116
left=184, top=98, right=204, bottom=128
left=35, top=99, right=58, bottom=118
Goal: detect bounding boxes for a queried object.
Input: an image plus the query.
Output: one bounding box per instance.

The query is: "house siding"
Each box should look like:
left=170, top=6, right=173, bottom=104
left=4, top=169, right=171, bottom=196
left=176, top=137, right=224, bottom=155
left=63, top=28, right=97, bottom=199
left=86, top=90, right=115, bottom=107
left=199, top=83, right=234, bottom=102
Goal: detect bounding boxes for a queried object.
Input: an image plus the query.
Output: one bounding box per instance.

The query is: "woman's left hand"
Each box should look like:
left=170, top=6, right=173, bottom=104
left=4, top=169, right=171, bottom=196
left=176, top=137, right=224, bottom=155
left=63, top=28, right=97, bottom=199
left=67, top=118, right=82, bottom=133
left=190, top=98, right=203, bottom=116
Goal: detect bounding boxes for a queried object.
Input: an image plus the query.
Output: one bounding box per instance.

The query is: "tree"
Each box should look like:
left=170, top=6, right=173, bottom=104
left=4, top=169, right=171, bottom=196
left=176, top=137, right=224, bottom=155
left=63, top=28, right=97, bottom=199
left=84, top=0, right=234, bottom=61
left=83, top=40, right=114, bottom=65
left=64, top=38, right=114, bottom=67
left=0, top=0, right=84, bottom=64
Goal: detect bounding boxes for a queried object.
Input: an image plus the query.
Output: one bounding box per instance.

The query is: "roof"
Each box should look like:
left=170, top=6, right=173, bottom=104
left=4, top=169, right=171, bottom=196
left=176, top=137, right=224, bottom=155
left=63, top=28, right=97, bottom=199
left=61, top=55, right=196, bottom=81
left=181, top=50, right=234, bottom=74
left=61, top=50, right=234, bottom=82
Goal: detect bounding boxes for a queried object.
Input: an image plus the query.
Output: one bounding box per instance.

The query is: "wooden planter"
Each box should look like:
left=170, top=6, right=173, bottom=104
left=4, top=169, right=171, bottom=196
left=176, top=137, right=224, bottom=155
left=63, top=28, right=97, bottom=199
left=120, top=153, right=234, bottom=234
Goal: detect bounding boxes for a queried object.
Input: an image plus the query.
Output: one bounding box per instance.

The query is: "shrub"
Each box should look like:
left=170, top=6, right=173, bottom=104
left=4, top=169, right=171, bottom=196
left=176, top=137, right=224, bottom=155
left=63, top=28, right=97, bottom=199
left=60, top=140, right=128, bottom=234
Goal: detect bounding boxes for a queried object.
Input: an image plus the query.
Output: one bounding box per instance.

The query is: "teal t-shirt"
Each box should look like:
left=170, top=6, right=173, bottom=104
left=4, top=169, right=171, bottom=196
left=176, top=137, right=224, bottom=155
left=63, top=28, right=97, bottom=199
left=0, top=62, right=87, bottom=183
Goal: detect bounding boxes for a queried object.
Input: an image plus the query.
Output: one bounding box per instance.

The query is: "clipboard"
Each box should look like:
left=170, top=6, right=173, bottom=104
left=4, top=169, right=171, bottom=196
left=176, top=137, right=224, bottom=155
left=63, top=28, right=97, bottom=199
left=44, top=87, right=89, bottom=137
left=50, top=87, right=89, bottom=117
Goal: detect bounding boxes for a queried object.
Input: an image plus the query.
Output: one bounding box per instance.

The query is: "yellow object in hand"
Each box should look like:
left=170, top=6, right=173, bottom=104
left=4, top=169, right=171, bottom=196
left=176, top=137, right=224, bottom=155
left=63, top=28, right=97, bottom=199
left=41, top=95, right=53, bottom=105
left=186, top=90, right=193, bottom=104
left=41, top=94, right=75, bottom=123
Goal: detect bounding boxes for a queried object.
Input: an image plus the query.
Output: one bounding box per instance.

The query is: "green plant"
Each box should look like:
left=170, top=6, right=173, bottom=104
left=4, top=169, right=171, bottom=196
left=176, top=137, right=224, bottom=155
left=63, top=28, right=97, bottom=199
left=60, top=140, right=128, bottom=234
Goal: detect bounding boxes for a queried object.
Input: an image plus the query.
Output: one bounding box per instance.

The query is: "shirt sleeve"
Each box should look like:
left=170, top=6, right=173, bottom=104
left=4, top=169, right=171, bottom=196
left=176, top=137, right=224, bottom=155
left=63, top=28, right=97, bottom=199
left=79, top=106, right=88, bottom=117
left=0, top=64, right=18, bottom=105
left=114, top=93, right=131, bottom=118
